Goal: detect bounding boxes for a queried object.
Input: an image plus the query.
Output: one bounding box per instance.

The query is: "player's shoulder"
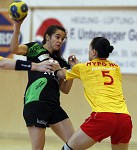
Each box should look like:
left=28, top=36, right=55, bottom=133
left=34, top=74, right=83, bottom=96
left=75, top=62, right=84, bottom=66
left=107, top=59, right=119, bottom=67
left=73, top=62, right=86, bottom=69
left=25, top=42, right=41, bottom=48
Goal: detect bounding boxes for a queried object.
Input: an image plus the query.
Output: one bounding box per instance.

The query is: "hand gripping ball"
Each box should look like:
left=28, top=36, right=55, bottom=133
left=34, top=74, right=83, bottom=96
left=8, top=0, right=28, bottom=21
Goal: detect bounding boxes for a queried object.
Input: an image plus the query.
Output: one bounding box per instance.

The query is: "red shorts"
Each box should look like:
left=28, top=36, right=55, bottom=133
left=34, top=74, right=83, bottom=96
left=80, top=112, right=132, bottom=144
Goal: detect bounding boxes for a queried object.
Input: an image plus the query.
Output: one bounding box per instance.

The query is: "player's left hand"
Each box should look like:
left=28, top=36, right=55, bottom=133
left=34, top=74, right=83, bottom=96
left=68, top=55, right=78, bottom=68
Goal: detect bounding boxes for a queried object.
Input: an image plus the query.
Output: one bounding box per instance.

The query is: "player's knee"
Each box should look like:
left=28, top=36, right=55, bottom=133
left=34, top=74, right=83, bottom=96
left=61, top=143, right=73, bottom=150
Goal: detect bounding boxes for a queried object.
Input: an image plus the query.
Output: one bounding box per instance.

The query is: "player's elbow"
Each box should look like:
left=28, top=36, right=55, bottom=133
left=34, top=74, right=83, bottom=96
left=0, top=60, right=7, bottom=69
left=61, top=89, right=70, bottom=94
left=9, top=48, right=18, bottom=54
left=0, top=62, right=4, bottom=68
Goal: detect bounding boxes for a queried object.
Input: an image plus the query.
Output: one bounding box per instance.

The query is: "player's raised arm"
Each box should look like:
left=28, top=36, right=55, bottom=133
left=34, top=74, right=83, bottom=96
left=9, top=1, right=28, bottom=55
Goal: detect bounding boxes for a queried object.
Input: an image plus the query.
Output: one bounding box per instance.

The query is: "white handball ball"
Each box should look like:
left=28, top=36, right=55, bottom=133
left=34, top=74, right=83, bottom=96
left=8, top=0, right=28, bottom=21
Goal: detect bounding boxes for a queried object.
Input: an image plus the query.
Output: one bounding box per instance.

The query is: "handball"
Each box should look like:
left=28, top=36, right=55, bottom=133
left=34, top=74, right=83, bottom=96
left=8, top=0, right=28, bottom=21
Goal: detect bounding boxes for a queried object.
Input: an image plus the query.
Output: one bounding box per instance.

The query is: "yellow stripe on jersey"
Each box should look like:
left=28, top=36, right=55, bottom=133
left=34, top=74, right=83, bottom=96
left=66, top=58, right=129, bottom=115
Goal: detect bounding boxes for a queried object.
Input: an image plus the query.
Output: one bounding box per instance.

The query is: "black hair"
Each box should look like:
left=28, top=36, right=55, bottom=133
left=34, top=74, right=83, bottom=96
left=42, top=25, right=67, bottom=59
left=91, top=37, right=114, bottom=58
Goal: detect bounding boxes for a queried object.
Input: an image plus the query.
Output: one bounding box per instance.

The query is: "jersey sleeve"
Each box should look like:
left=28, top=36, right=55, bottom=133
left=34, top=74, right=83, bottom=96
left=24, top=42, right=36, bottom=56
left=0, top=56, right=3, bottom=60
left=59, top=58, right=70, bottom=69
left=66, top=63, right=80, bottom=80
left=24, top=42, right=43, bottom=57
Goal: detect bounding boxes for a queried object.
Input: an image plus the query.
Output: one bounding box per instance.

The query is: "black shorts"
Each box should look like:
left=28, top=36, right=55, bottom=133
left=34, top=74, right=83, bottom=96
left=23, top=101, right=69, bottom=128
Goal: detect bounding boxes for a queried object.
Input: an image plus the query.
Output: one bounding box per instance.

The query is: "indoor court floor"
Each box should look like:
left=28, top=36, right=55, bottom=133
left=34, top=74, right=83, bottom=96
left=0, top=137, right=136, bottom=150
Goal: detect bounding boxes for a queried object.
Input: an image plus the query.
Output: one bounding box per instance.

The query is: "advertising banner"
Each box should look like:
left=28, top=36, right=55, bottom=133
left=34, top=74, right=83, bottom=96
left=0, top=11, right=31, bottom=60
left=0, top=12, right=13, bottom=58
left=33, top=9, right=137, bottom=74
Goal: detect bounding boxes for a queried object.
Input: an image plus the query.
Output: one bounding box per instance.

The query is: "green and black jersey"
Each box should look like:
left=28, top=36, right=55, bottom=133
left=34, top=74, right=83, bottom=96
left=24, top=42, right=70, bottom=106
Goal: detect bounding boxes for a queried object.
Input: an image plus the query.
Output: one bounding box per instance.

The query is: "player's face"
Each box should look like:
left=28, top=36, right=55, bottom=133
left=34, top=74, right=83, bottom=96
left=49, top=29, right=66, bottom=52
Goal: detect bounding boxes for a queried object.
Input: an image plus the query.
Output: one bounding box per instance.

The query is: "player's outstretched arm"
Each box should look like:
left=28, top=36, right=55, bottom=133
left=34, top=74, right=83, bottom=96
left=0, top=57, right=53, bottom=72
left=0, top=57, right=18, bottom=70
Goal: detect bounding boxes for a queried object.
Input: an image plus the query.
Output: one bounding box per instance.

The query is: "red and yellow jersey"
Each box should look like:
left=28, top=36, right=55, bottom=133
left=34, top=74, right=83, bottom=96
left=0, top=56, right=3, bottom=60
left=66, top=58, right=129, bottom=114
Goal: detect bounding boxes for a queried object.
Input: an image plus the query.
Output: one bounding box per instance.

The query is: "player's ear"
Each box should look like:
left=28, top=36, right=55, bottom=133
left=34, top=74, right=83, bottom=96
left=92, top=49, right=97, bottom=56
left=46, top=34, right=50, bottom=41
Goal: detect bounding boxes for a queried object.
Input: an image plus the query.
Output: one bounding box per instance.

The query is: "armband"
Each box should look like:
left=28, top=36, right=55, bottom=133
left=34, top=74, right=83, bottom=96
left=15, top=60, right=32, bottom=71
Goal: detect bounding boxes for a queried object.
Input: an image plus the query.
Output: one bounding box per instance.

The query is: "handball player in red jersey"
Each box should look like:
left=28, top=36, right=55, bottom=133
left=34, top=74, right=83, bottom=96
left=56, top=37, right=132, bottom=150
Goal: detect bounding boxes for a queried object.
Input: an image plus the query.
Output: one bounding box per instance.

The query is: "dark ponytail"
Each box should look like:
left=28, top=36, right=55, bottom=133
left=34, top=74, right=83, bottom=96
left=107, top=45, right=114, bottom=53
